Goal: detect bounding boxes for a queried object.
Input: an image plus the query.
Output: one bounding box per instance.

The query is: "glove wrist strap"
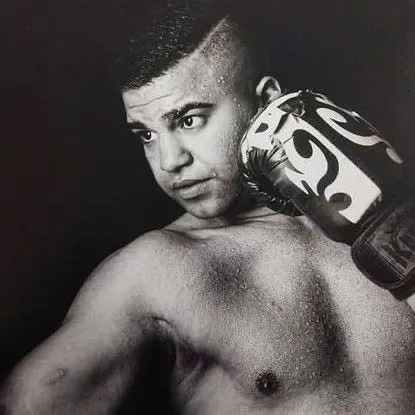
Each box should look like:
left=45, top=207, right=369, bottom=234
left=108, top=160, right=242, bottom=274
left=351, top=198, right=415, bottom=299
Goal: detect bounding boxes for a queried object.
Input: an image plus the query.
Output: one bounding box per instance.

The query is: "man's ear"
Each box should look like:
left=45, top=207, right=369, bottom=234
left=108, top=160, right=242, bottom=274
left=255, top=76, right=282, bottom=106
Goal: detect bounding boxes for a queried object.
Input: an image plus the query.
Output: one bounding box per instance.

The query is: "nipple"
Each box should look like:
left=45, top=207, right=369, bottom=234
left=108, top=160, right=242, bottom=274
left=255, top=371, right=279, bottom=396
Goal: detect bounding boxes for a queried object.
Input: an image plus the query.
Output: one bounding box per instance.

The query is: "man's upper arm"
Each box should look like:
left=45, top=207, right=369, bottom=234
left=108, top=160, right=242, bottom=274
left=1, top=232, right=171, bottom=414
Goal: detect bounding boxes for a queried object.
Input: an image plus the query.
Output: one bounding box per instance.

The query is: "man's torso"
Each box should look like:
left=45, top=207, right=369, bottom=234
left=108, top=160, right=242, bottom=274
left=133, top=211, right=415, bottom=414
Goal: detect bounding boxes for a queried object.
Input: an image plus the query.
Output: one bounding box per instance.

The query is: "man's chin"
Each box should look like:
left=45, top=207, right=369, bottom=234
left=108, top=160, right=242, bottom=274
left=179, top=197, right=233, bottom=220
left=184, top=193, right=260, bottom=220
left=183, top=206, right=223, bottom=220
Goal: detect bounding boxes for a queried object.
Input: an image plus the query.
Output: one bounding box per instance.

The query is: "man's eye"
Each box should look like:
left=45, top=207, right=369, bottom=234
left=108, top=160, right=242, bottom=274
left=132, top=130, right=156, bottom=143
left=179, top=115, right=205, bottom=130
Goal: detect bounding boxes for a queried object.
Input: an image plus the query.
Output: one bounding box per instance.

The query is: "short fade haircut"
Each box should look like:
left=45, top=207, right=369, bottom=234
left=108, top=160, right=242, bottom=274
left=112, top=0, right=271, bottom=91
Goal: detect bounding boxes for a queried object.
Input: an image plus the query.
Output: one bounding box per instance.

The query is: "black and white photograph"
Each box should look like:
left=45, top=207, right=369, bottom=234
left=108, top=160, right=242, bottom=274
left=1, top=0, right=415, bottom=413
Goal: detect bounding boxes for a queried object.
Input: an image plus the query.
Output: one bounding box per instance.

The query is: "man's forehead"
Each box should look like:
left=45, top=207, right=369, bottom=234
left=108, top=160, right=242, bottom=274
left=122, top=52, right=236, bottom=111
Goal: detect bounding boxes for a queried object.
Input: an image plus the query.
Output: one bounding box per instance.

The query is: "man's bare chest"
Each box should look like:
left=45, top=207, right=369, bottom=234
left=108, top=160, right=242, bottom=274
left=151, top=220, right=415, bottom=413
left=161, top=224, right=350, bottom=402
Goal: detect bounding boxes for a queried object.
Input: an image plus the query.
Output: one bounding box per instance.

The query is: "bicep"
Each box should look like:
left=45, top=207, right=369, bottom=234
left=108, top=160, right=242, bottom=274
left=1, top=234, right=178, bottom=414
left=1, top=310, right=147, bottom=415
left=1, top=252, right=153, bottom=414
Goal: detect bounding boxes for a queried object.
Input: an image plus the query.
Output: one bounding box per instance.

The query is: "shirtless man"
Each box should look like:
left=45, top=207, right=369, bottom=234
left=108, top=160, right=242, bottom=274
left=2, top=2, right=415, bottom=414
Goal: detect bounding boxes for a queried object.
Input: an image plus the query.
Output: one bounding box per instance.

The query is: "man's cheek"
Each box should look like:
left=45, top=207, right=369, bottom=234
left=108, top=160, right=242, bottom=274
left=206, top=138, right=233, bottom=162
left=149, top=168, right=167, bottom=192
left=146, top=155, right=161, bottom=177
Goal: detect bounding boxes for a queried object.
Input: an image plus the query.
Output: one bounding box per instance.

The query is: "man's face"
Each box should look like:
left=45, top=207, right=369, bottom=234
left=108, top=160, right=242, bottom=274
left=122, top=40, right=256, bottom=219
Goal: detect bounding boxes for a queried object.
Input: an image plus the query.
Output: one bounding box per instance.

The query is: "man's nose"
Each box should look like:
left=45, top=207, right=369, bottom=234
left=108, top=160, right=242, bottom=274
left=159, top=134, right=193, bottom=172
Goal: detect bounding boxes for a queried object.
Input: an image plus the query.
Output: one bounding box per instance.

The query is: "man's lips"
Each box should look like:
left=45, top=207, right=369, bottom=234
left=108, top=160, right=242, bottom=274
left=172, top=178, right=213, bottom=199
left=172, top=178, right=211, bottom=189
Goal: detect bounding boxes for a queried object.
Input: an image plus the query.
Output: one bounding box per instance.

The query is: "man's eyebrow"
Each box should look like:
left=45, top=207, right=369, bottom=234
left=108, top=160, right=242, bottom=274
left=126, top=102, right=213, bottom=130
left=161, top=102, right=214, bottom=120
left=126, top=120, right=147, bottom=130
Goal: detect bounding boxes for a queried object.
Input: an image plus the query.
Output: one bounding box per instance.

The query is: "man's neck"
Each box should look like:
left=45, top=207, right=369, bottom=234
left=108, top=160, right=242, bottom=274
left=166, top=193, right=278, bottom=232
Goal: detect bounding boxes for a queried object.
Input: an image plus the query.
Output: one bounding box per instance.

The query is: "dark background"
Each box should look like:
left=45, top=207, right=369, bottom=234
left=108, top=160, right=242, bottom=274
left=1, top=0, right=414, bottom=380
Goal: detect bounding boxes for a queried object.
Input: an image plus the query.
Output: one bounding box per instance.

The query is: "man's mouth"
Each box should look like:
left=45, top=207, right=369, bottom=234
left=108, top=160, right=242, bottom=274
left=172, top=178, right=212, bottom=199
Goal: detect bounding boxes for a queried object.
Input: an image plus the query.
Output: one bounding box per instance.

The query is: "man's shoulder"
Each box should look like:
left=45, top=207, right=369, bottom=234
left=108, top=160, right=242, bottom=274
left=107, top=227, right=196, bottom=277
left=67, top=228, right=199, bottom=320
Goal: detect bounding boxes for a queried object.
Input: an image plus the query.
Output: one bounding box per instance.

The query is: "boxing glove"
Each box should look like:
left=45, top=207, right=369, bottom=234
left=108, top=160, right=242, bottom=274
left=239, top=90, right=415, bottom=299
